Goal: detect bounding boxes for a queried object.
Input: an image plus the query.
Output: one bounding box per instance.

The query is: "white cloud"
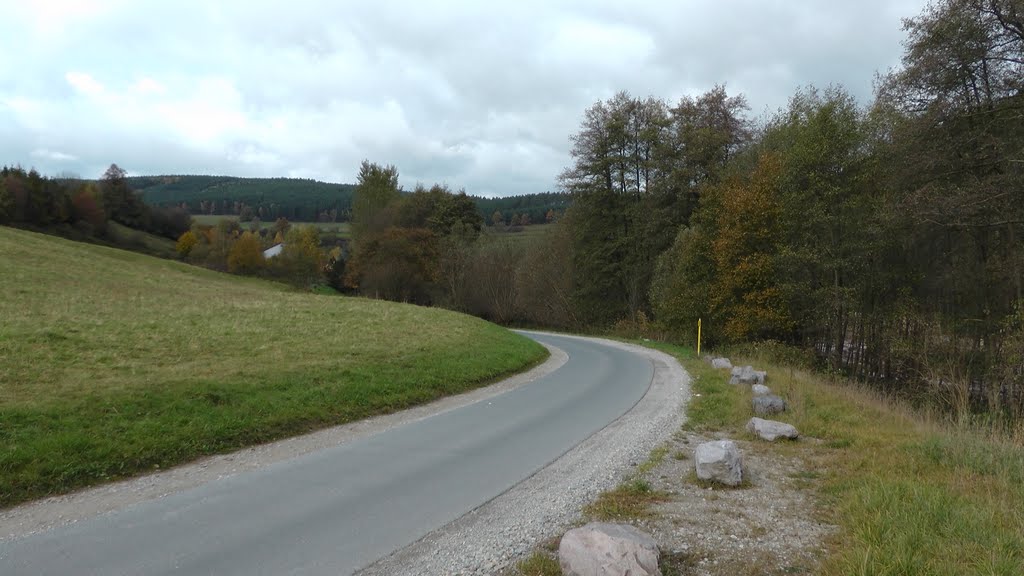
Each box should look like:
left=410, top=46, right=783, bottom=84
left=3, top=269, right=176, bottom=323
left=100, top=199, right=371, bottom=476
left=0, top=0, right=931, bottom=195
left=31, top=149, right=79, bottom=162
left=65, top=72, right=105, bottom=97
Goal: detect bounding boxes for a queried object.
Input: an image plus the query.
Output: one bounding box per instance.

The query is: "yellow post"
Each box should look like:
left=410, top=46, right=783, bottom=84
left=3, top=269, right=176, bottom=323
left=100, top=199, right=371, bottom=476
left=697, top=318, right=702, bottom=357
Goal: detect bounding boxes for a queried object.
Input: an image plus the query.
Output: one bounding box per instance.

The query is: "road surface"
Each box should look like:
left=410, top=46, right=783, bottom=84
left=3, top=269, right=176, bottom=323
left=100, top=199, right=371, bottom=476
left=0, top=332, right=654, bottom=575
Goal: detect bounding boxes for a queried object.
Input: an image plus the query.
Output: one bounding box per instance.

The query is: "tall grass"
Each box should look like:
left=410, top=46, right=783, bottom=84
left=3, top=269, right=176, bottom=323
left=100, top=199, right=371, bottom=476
left=646, top=340, right=1024, bottom=575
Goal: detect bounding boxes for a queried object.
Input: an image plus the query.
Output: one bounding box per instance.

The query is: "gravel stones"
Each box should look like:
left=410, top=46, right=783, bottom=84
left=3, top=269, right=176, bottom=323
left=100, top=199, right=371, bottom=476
left=559, top=522, right=661, bottom=576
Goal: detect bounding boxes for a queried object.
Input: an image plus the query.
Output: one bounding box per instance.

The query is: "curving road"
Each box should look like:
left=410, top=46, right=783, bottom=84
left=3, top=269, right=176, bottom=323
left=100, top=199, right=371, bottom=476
left=0, top=332, right=655, bottom=575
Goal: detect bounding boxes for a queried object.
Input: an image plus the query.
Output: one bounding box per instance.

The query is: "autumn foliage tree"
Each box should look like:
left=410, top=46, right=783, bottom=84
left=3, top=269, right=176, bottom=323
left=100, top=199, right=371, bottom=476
left=227, top=231, right=265, bottom=275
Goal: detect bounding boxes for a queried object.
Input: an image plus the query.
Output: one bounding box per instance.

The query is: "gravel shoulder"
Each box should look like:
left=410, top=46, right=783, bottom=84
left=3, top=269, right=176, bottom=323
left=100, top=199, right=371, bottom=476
left=357, top=333, right=692, bottom=576
left=0, top=343, right=568, bottom=541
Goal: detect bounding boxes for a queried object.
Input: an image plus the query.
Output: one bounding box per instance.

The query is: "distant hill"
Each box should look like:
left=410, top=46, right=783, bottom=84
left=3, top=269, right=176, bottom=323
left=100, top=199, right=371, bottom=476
left=131, top=175, right=572, bottom=226
left=130, top=175, right=356, bottom=223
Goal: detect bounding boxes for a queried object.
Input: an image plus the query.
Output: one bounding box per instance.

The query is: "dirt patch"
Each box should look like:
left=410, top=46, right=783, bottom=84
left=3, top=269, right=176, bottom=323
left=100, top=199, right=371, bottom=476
left=612, top=429, right=836, bottom=576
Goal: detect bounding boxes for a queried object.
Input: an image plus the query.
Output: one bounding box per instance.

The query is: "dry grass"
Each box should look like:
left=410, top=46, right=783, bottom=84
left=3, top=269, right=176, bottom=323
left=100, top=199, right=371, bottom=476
left=716, top=352, right=1024, bottom=575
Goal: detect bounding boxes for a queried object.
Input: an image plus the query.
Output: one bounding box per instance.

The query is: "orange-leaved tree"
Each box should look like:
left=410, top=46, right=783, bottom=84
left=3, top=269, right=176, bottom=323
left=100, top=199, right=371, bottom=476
left=227, top=231, right=265, bottom=275
left=709, top=152, right=791, bottom=342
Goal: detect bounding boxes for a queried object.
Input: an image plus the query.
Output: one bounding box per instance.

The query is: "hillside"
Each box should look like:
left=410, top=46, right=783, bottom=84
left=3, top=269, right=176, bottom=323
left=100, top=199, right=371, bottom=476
left=0, top=226, right=546, bottom=507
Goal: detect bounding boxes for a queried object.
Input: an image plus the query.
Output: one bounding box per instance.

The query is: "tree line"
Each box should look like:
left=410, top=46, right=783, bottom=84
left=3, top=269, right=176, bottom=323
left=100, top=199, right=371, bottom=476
left=0, top=164, right=191, bottom=247
left=346, top=0, right=1024, bottom=418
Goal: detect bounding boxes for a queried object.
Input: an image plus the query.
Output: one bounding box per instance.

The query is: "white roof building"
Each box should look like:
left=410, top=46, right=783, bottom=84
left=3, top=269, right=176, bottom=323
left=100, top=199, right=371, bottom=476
left=263, top=243, right=284, bottom=258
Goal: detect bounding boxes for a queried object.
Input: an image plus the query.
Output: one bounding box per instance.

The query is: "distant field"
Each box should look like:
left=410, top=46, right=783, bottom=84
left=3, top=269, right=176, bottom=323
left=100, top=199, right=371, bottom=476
left=191, top=212, right=352, bottom=231
left=190, top=214, right=351, bottom=234
left=481, top=223, right=553, bottom=243
left=0, top=226, right=546, bottom=507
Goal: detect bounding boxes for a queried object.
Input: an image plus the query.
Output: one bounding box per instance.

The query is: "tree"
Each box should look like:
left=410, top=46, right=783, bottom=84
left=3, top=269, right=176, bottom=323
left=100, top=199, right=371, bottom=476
left=271, top=217, right=291, bottom=238
left=227, top=231, right=265, bottom=275
left=176, top=230, right=198, bottom=258
left=351, top=160, right=400, bottom=245
left=561, top=88, right=750, bottom=324
left=491, top=210, right=504, bottom=227
left=100, top=164, right=147, bottom=229
left=274, top=226, right=322, bottom=287
left=71, top=184, right=107, bottom=235
left=345, top=228, right=438, bottom=303
left=0, top=177, right=10, bottom=224
left=709, top=154, right=791, bottom=342
left=239, top=205, right=255, bottom=222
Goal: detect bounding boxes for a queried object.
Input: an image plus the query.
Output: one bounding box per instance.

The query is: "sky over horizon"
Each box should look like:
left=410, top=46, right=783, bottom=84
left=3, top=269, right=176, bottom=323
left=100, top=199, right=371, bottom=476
left=1, top=0, right=928, bottom=197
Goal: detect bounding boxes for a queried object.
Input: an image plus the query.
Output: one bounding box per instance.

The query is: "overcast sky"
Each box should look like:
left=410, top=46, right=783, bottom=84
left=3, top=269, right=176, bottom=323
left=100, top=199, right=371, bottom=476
left=1, top=0, right=928, bottom=197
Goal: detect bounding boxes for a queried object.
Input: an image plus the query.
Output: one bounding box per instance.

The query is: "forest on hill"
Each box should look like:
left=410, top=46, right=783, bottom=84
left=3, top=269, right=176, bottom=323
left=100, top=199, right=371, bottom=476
left=130, top=175, right=357, bottom=223
left=130, top=174, right=568, bottom=226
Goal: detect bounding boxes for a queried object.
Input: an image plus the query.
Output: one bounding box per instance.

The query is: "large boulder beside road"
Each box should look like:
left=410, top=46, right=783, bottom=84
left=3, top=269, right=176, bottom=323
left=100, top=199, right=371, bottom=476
left=711, top=357, right=733, bottom=370
left=729, top=365, right=767, bottom=386
left=752, top=395, right=787, bottom=416
left=747, top=417, right=799, bottom=441
left=694, top=440, right=744, bottom=487
left=559, top=522, right=661, bottom=576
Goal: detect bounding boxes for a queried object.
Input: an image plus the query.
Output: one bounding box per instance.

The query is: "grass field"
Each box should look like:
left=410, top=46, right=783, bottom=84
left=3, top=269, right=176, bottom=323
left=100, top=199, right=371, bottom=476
left=0, top=225, right=546, bottom=507
left=645, top=342, right=1024, bottom=575
left=190, top=214, right=352, bottom=236
left=480, top=223, right=553, bottom=244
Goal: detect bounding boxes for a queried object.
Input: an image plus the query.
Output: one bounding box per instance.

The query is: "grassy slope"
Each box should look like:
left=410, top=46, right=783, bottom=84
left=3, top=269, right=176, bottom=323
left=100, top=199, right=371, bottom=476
left=644, top=341, right=1024, bottom=576
left=0, top=226, right=546, bottom=507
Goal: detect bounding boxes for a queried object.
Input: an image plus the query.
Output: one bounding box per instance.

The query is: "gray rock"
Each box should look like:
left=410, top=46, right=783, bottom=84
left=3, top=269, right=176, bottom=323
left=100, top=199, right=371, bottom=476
left=729, top=365, right=765, bottom=386
left=751, top=384, right=771, bottom=396
left=746, top=417, right=799, bottom=441
left=752, top=395, right=787, bottom=416
left=694, top=440, right=743, bottom=487
left=711, top=357, right=732, bottom=370
left=559, top=522, right=661, bottom=576
left=728, top=366, right=743, bottom=385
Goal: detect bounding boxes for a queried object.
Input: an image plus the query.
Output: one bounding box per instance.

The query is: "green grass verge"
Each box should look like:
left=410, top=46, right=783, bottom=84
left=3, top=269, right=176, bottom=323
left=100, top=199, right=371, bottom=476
left=0, top=226, right=546, bottom=507
left=515, top=551, right=562, bottom=576
left=645, top=340, right=1024, bottom=576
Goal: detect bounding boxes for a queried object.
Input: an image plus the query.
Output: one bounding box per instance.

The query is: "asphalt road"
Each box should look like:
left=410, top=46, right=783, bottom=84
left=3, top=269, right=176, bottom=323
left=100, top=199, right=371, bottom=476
left=0, top=332, right=654, bottom=575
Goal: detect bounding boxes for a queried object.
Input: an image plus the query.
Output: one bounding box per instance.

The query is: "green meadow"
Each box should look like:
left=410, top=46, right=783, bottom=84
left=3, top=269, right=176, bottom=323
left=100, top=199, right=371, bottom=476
left=0, top=225, right=546, bottom=507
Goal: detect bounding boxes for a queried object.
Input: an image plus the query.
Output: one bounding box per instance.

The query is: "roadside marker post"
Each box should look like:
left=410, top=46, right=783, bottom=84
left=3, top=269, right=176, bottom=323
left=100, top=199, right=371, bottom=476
left=697, top=318, right=702, bottom=357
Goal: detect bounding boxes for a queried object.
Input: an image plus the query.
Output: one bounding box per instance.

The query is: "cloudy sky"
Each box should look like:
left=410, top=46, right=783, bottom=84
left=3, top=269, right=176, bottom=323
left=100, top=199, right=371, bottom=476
left=1, top=0, right=928, bottom=197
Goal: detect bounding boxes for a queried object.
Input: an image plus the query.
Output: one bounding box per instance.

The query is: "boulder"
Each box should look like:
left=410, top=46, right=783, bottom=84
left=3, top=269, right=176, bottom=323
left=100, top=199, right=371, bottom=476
left=751, top=384, right=771, bottom=396
left=694, top=440, right=743, bottom=487
left=747, top=417, right=799, bottom=441
left=729, top=366, right=768, bottom=386
left=728, top=366, right=743, bottom=385
left=559, top=522, right=661, bottom=576
left=752, top=395, right=787, bottom=416
left=711, top=357, right=733, bottom=370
